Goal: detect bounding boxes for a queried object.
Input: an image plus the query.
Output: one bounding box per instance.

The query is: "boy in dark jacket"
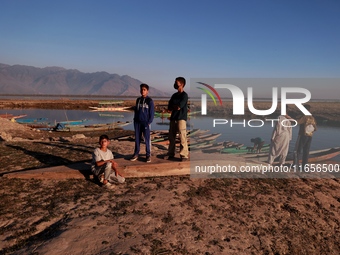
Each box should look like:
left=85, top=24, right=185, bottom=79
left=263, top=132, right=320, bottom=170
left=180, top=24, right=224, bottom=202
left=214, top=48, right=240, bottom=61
left=130, top=84, right=154, bottom=163
left=167, top=77, right=189, bottom=161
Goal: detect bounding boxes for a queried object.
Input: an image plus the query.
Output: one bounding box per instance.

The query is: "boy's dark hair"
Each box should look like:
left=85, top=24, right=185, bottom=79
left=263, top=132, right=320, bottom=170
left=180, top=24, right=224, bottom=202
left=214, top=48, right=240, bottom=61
left=175, top=77, right=186, bottom=87
left=99, top=134, right=109, bottom=142
left=140, top=83, right=149, bottom=90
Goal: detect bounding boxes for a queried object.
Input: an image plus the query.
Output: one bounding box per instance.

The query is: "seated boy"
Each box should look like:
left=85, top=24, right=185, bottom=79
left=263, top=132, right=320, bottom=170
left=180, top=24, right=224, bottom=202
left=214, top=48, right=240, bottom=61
left=91, top=134, right=125, bottom=189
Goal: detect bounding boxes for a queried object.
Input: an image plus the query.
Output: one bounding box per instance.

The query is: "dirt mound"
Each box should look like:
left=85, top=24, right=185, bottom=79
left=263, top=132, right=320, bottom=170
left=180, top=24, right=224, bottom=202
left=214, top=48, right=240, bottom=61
left=0, top=117, right=38, bottom=140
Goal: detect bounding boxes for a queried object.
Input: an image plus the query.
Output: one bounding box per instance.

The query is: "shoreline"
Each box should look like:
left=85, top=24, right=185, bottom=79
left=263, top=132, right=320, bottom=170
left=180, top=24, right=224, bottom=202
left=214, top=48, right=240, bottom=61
left=1, top=98, right=340, bottom=124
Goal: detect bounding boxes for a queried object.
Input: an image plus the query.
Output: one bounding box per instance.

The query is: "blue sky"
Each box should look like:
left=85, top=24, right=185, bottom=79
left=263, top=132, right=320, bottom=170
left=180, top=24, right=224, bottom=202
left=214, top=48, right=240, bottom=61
left=0, top=0, right=339, bottom=97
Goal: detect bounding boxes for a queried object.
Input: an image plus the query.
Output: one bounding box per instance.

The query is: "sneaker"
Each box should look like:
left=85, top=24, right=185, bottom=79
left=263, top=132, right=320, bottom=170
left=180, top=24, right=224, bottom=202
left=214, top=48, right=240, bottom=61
left=130, top=155, right=138, bottom=161
left=103, top=182, right=115, bottom=190
left=146, top=156, right=151, bottom=163
left=98, top=174, right=104, bottom=183
left=109, top=174, right=126, bottom=184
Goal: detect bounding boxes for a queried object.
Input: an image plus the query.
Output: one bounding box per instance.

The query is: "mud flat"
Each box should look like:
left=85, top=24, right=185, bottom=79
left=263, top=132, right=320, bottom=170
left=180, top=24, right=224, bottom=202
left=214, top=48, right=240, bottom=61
left=1, top=103, right=340, bottom=254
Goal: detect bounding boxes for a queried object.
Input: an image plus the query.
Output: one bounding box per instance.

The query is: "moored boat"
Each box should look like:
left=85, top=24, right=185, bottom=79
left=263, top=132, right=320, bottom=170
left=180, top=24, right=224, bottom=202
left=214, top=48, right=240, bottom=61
left=244, top=147, right=340, bottom=163
left=55, top=121, right=131, bottom=132
left=151, top=129, right=204, bottom=144
left=58, top=119, right=88, bottom=125
left=201, top=141, right=234, bottom=153
left=220, top=144, right=270, bottom=154
left=0, top=114, right=27, bottom=120
left=15, top=117, right=48, bottom=124
left=190, top=141, right=223, bottom=151
left=154, top=110, right=201, bottom=118
left=89, top=106, right=132, bottom=112
left=191, top=133, right=221, bottom=142
left=305, top=147, right=340, bottom=162
left=89, top=101, right=132, bottom=112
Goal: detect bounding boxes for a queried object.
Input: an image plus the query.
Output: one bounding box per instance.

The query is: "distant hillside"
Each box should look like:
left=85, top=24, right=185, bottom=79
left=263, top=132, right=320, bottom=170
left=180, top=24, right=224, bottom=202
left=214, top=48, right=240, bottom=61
left=0, top=63, right=169, bottom=97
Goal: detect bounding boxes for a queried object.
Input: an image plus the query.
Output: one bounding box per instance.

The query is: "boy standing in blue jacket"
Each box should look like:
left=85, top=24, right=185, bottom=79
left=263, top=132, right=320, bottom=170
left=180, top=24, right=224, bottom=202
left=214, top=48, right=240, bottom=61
left=130, top=84, right=154, bottom=163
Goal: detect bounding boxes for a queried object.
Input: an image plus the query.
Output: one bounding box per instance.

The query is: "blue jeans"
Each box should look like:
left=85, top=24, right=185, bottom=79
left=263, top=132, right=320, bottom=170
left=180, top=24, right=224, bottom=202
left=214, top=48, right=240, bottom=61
left=133, top=122, right=151, bottom=157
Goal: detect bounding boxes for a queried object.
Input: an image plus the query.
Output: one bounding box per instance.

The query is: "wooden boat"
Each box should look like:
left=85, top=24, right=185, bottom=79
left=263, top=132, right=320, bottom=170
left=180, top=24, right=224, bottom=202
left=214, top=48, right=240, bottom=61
left=1, top=114, right=27, bottom=120
left=305, top=147, right=340, bottom=162
left=190, top=142, right=223, bottom=151
left=89, top=106, right=132, bottom=112
left=223, top=141, right=237, bottom=148
left=52, top=119, right=89, bottom=131
left=58, top=119, right=88, bottom=125
left=0, top=114, right=13, bottom=119
left=98, top=113, right=124, bottom=118
left=201, top=141, right=234, bottom=153
left=114, top=129, right=167, bottom=141
left=156, top=121, right=193, bottom=128
left=98, top=100, right=124, bottom=104
left=153, top=132, right=220, bottom=147
left=89, top=100, right=132, bottom=112
left=151, top=129, right=203, bottom=144
left=188, top=139, right=217, bottom=150
left=55, top=121, right=131, bottom=132
left=191, top=133, right=221, bottom=142
left=220, top=144, right=270, bottom=154
left=25, top=123, right=53, bottom=129
left=16, top=117, right=48, bottom=124
left=187, top=129, right=205, bottom=137
left=245, top=147, right=340, bottom=163
left=10, top=114, right=28, bottom=120
left=154, top=110, right=201, bottom=118
left=115, top=135, right=135, bottom=141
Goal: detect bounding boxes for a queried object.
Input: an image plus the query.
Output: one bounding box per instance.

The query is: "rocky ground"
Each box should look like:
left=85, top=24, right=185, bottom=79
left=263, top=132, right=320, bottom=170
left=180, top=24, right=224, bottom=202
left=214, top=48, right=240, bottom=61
left=1, top=101, right=340, bottom=254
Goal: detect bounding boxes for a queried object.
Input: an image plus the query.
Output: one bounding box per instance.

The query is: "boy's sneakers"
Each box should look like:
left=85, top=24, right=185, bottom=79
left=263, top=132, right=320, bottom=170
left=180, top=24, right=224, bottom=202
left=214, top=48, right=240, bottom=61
left=103, top=182, right=115, bottom=190
left=98, top=174, right=104, bottom=183
left=146, top=156, right=151, bottom=163
left=109, top=174, right=125, bottom=184
left=130, top=155, right=138, bottom=161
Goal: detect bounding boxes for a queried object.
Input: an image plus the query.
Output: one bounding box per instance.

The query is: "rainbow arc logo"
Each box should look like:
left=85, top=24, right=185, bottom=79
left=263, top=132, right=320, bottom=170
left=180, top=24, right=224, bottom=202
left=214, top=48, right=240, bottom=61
left=196, top=82, right=223, bottom=106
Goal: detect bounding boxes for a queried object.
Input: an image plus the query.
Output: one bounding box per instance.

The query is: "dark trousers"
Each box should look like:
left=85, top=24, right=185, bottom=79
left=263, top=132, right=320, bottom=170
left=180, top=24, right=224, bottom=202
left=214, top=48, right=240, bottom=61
left=293, top=135, right=312, bottom=169
left=133, top=122, right=151, bottom=157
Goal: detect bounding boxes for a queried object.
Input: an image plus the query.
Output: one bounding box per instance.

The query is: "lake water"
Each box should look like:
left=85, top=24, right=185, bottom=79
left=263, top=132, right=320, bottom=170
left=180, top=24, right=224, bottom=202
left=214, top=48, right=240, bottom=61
left=1, top=108, right=339, bottom=162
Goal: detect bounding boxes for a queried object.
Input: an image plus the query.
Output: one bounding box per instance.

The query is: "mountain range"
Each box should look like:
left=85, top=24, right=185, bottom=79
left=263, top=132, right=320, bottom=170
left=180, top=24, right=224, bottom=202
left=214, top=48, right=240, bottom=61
left=0, top=63, right=169, bottom=97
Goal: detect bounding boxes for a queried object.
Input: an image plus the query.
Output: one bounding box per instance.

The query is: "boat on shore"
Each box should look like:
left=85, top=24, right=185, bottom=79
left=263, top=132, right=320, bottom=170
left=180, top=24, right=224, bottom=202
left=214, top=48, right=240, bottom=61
left=54, top=121, right=131, bottom=132
left=244, top=147, right=340, bottom=163
left=89, top=101, right=132, bottom=112
left=151, top=129, right=205, bottom=144
left=89, top=106, right=132, bottom=112
left=154, top=110, right=201, bottom=118
left=1, top=114, right=27, bottom=120
left=201, top=141, right=234, bottom=153
left=191, top=133, right=221, bottom=142
left=15, top=117, right=49, bottom=124
left=305, top=147, right=340, bottom=162
left=58, top=119, right=88, bottom=125
left=189, top=141, right=223, bottom=151
left=98, top=113, right=125, bottom=118
left=219, top=144, right=270, bottom=154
